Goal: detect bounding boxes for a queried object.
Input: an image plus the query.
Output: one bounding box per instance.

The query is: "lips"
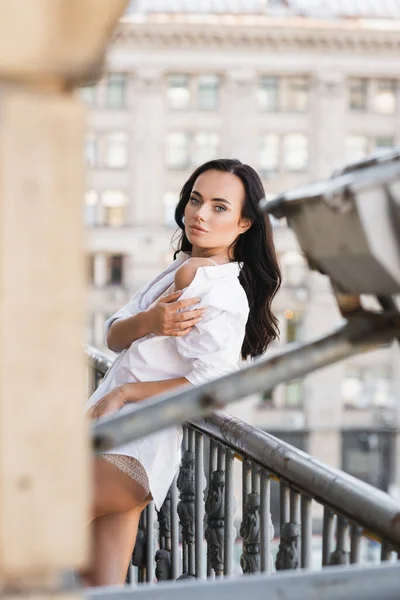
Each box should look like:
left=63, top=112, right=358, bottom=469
left=189, top=225, right=208, bottom=233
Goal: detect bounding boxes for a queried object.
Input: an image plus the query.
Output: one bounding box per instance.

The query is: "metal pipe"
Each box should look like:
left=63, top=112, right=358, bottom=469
left=146, top=503, right=155, bottom=583
left=350, top=525, right=362, bottom=564
left=207, top=439, right=217, bottom=578
left=290, top=490, right=300, bottom=524
left=188, top=427, right=195, bottom=452
left=209, top=439, right=217, bottom=474
left=322, top=509, right=335, bottom=567
left=280, top=482, right=290, bottom=532
left=224, top=449, right=235, bottom=576
left=301, top=496, right=312, bottom=569
left=170, top=475, right=179, bottom=580
left=336, top=517, right=349, bottom=552
left=217, top=444, right=225, bottom=471
left=195, top=432, right=204, bottom=579
left=252, top=464, right=260, bottom=495
left=242, top=460, right=251, bottom=519
left=260, top=470, right=272, bottom=573
left=91, top=313, right=400, bottom=451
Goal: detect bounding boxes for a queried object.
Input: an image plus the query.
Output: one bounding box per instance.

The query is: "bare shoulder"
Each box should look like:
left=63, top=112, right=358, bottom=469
left=174, top=257, right=216, bottom=290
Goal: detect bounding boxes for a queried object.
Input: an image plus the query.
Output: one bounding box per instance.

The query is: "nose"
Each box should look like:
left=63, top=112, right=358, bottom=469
left=194, top=204, right=208, bottom=222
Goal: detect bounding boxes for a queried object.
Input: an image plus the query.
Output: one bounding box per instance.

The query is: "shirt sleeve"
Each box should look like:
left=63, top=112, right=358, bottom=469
left=104, top=291, right=141, bottom=346
left=172, top=308, right=243, bottom=386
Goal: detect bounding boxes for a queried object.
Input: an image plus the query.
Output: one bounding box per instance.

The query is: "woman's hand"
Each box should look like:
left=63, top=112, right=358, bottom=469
left=88, top=385, right=127, bottom=420
left=145, top=290, right=205, bottom=337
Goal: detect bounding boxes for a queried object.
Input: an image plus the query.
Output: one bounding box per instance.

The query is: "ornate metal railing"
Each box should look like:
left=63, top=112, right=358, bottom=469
left=87, top=347, right=400, bottom=586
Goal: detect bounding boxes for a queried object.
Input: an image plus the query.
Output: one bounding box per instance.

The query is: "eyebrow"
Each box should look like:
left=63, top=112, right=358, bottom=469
left=191, top=190, right=231, bottom=205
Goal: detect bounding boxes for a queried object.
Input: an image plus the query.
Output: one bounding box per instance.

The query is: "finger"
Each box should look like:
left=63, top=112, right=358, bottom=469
left=173, top=327, right=195, bottom=337
left=162, top=290, right=183, bottom=303
left=178, top=317, right=202, bottom=330
left=174, top=297, right=201, bottom=311
left=173, top=308, right=205, bottom=322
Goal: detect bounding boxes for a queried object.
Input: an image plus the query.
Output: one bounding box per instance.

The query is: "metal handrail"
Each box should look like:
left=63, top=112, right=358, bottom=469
left=194, top=413, right=400, bottom=548
left=86, top=346, right=400, bottom=550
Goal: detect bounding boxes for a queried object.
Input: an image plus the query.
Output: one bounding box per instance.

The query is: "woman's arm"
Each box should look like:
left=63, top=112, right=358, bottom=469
left=88, top=377, right=190, bottom=420
left=107, top=290, right=205, bottom=352
left=121, top=377, right=190, bottom=403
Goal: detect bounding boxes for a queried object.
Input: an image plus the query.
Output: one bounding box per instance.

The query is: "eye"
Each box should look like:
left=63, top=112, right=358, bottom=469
left=215, top=205, right=226, bottom=212
left=190, top=196, right=201, bottom=205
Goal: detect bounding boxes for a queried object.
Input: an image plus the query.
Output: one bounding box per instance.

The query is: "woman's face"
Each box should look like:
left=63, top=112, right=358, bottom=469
left=184, top=170, right=251, bottom=252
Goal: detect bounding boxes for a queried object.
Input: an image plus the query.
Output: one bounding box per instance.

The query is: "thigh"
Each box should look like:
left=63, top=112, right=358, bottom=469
left=92, top=456, right=149, bottom=520
left=86, top=509, right=145, bottom=587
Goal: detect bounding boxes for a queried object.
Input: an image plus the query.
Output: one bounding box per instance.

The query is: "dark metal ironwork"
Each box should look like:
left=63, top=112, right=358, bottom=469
left=177, top=449, right=195, bottom=577
left=155, top=549, right=171, bottom=582
left=156, top=491, right=172, bottom=581
left=240, top=492, right=261, bottom=574
left=205, top=469, right=225, bottom=576
left=275, top=523, right=300, bottom=571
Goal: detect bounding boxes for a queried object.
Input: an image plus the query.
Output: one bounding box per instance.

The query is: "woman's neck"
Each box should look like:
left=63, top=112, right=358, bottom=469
left=190, top=246, right=232, bottom=263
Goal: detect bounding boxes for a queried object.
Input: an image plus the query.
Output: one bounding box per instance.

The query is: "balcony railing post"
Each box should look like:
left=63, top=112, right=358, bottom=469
left=301, top=495, right=312, bottom=569
left=350, top=524, right=362, bottom=565
left=155, top=491, right=172, bottom=581
left=170, top=475, right=180, bottom=580
left=205, top=445, right=225, bottom=577
left=260, top=470, right=273, bottom=574
left=223, top=449, right=235, bottom=576
left=322, top=508, right=335, bottom=567
left=195, top=432, right=205, bottom=579
left=177, top=427, right=195, bottom=579
left=329, top=516, right=349, bottom=566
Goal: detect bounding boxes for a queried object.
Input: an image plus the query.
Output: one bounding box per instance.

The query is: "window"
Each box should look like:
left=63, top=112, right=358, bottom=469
left=372, top=79, right=397, bottom=114
left=102, top=190, right=127, bottom=227
left=374, top=137, right=395, bottom=155
left=80, top=85, right=96, bottom=106
left=104, top=132, right=129, bottom=168
left=284, top=310, right=302, bottom=343
left=282, top=134, right=309, bottom=172
left=193, top=133, right=219, bottom=165
left=284, top=76, right=310, bottom=112
left=86, top=254, right=95, bottom=285
left=167, top=74, right=190, bottom=110
left=284, top=380, right=303, bottom=408
left=342, top=431, right=394, bottom=491
left=84, top=190, right=98, bottom=227
left=349, top=78, right=368, bottom=111
left=166, top=132, right=191, bottom=169
left=342, top=364, right=393, bottom=409
left=281, top=250, right=307, bottom=287
left=85, top=132, right=97, bottom=167
left=260, top=134, right=280, bottom=175
left=198, top=75, right=220, bottom=110
left=107, top=255, right=124, bottom=285
left=345, top=135, right=368, bottom=163
left=105, top=73, right=126, bottom=108
left=257, top=76, right=279, bottom=111
left=163, top=192, right=178, bottom=227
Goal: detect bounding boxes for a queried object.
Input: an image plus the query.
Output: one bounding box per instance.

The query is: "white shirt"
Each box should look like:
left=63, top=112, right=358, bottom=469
left=86, top=252, right=249, bottom=510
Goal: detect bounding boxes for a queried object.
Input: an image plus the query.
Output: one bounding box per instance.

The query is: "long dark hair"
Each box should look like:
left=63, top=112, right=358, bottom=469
left=173, top=158, right=282, bottom=359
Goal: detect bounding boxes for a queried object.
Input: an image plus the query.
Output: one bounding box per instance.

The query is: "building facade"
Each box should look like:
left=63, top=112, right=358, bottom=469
left=83, top=0, right=400, bottom=495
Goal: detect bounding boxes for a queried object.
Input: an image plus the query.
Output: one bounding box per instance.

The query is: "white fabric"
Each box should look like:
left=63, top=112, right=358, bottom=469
left=85, top=252, right=249, bottom=510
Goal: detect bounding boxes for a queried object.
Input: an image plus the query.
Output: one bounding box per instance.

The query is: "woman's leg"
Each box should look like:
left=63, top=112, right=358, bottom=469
left=82, top=457, right=151, bottom=587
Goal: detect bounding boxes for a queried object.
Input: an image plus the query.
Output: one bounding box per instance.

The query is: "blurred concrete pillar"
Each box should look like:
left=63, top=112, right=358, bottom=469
left=222, top=69, right=258, bottom=165
left=310, top=71, right=347, bottom=178
left=0, top=0, right=128, bottom=590
left=130, top=68, right=166, bottom=227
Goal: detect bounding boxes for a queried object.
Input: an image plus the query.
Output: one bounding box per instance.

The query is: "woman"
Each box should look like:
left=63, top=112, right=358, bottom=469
left=84, top=158, right=281, bottom=586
